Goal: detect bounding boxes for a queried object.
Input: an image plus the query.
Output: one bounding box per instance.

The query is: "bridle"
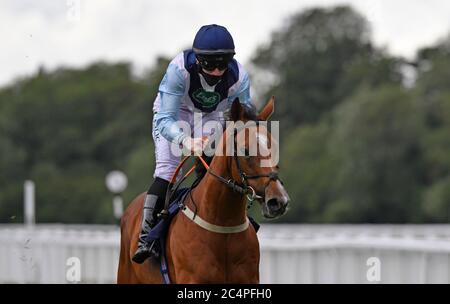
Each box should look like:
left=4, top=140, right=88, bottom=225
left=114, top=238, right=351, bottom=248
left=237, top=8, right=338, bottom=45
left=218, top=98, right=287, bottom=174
left=161, top=125, right=282, bottom=216
left=206, top=128, right=281, bottom=203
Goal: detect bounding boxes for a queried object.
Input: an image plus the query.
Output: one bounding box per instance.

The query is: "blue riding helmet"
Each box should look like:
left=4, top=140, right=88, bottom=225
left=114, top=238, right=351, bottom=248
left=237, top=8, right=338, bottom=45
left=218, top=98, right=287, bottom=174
left=193, top=24, right=236, bottom=55
left=193, top=24, right=236, bottom=74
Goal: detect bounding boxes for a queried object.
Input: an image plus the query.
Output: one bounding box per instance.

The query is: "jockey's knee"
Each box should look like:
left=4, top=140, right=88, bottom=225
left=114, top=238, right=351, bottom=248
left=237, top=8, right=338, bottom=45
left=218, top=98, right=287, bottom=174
left=153, top=163, right=178, bottom=182
left=147, top=177, right=170, bottom=195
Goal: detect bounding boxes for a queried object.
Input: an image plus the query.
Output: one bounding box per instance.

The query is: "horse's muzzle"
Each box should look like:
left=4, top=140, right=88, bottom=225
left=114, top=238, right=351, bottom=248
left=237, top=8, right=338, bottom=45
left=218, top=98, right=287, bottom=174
left=262, top=195, right=289, bottom=219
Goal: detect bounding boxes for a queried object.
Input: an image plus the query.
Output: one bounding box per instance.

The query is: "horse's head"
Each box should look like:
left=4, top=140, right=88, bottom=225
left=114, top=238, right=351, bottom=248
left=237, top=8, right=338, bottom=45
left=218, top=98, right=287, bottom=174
left=222, top=97, right=290, bottom=219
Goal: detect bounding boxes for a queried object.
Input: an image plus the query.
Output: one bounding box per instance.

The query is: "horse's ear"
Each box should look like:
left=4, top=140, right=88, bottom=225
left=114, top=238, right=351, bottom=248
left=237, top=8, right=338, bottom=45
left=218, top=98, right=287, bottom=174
left=230, top=98, right=243, bottom=122
left=258, top=96, right=275, bottom=121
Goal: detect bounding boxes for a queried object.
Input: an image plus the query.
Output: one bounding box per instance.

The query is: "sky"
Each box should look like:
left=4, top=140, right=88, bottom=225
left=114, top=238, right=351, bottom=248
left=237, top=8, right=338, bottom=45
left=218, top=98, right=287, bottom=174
left=2, top=0, right=450, bottom=87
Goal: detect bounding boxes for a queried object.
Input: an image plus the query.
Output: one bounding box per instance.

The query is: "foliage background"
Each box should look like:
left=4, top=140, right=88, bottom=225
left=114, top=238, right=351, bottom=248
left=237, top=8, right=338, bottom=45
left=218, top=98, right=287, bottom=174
left=1, top=6, right=449, bottom=224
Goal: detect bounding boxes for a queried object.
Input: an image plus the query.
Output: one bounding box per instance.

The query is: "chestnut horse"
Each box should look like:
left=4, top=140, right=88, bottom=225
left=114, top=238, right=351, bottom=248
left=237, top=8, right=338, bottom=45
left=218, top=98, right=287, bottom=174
left=117, top=97, right=290, bottom=283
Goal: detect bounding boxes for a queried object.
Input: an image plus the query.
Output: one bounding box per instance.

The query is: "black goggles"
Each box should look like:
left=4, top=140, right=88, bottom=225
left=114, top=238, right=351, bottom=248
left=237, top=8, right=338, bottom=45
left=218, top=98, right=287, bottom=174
left=196, top=54, right=233, bottom=71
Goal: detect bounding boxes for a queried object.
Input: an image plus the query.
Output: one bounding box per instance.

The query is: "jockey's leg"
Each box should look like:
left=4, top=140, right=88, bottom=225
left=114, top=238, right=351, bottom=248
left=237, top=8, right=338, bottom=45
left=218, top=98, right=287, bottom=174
left=132, top=177, right=169, bottom=264
left=132, top=116, right=180, bottom=264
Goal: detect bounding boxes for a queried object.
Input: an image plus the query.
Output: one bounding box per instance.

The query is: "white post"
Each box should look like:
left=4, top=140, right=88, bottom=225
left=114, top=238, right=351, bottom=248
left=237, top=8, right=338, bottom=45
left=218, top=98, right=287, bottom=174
left=24, top=180, right=36, bottom=227
left=112, top=195, right=123, bottom=220
left=105, top=171, right=127, bottom=222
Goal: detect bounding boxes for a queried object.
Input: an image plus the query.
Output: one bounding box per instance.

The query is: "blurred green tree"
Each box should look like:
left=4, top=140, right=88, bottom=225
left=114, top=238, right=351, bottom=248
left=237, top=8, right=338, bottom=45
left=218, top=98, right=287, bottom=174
left=0, top=58, right=169, bottom=223
left=280, top=85, right=425, bottom=223
left=329, top=86, right=424, bottom=222
left=415, top=37, right=450, bottom=221
left=251, top=5, right=403, bottom=133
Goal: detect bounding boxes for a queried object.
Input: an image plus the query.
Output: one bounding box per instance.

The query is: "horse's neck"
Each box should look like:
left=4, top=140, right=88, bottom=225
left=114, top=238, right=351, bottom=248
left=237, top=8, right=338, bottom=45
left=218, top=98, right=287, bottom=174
left=190, top=156, right=247, bottom=226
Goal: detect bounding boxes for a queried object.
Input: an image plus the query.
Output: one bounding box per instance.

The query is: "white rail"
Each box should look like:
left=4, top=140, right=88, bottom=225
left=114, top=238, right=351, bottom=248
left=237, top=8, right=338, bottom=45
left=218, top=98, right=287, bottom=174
left=1, top=224, right=450, bottom=283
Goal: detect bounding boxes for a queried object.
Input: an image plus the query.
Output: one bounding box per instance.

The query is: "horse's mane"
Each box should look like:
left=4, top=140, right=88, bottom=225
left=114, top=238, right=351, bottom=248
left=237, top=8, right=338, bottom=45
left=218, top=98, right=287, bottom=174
left=228, top=103, right=259, bottom=121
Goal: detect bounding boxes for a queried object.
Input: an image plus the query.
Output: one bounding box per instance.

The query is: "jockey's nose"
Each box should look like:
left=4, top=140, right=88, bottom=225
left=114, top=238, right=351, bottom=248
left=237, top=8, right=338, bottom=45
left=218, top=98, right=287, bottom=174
left=203, top=68, right=225, bottom=76
left=210, top=68, right=223, bottom=75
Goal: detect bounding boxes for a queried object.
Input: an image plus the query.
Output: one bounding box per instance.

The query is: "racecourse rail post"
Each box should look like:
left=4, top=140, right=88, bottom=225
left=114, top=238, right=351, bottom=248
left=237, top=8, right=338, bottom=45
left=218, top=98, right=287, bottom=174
left=105, top=170, right=128, bottom=223
left=24, top=180, right=36, bottom=228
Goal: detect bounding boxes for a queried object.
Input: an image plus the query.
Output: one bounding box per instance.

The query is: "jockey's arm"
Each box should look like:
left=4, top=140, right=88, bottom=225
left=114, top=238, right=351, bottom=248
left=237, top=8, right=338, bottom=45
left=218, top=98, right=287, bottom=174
left=154, top=64, right=187, bottom=146
left=228, top=70, right=253, bottom=109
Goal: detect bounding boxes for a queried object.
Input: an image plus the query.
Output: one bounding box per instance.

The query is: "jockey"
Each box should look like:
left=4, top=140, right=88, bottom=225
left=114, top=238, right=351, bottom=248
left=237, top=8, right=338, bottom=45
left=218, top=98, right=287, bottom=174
left=132, top=24, right=254, bottom=264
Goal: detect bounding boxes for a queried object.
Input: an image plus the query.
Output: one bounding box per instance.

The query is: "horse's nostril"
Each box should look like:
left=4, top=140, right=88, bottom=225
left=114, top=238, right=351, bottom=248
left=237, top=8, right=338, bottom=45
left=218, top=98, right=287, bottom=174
left=267, top=198, right=279, bottom=211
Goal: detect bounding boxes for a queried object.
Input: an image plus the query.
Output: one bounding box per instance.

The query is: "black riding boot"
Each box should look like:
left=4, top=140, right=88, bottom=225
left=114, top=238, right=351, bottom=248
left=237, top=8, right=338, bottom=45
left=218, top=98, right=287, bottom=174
left=132, top=194, right=158, bottom=263
left=132, top=177, right=169, bottom=264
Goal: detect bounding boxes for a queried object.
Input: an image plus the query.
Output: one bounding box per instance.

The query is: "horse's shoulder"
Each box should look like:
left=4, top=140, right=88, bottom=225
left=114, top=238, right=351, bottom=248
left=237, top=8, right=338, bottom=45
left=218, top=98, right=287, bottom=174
left=120, top=192, right=146, bottom=228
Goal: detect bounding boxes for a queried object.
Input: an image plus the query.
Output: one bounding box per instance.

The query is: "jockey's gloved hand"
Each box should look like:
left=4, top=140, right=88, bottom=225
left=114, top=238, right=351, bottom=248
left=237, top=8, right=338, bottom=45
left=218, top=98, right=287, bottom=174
left=181, top=136, right=205, bottom=156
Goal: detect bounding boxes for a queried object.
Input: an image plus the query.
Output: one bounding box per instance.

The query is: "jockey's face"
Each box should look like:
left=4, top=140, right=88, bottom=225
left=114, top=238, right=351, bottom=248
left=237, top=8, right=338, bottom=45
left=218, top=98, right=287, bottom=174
left=196, top=53, right=232, bottom=76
